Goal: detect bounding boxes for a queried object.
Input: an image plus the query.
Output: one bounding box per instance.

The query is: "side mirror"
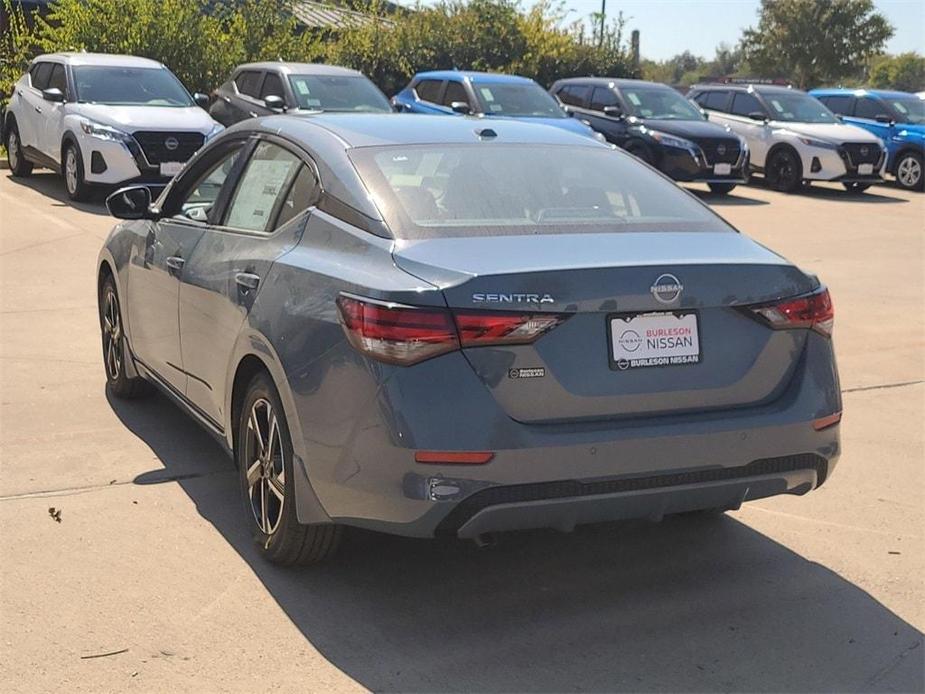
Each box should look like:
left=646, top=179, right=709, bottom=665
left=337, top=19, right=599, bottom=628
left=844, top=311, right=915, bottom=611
left=450, top=101, right=471, bottom=115
left=748, top=111, right=768, bottom=122
left=875, top=114, right=894, bottom=124
left=193, top=92, right=210, bottom=109
left=106, top=186, right=155, bottom=220
left=42, top=88, right=64, bottom=103
left=701, top=109, right=710, bottom=120
left=603, top=105, right=624, bottom=119
left=264, top=94, right=286, bottom=112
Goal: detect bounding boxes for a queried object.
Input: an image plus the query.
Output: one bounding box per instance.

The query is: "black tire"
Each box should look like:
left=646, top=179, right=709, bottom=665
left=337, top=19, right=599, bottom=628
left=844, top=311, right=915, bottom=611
left=5, top=121, right=33, bottom=177
left=63, top=141, right=92, bottom=201
left=708, top=182, right=737, bottom=195
left=237, top=372, right=342, bottom=565
left=99, top=275, right=151, bottom=398
left=765, top=148, right=803, bottom=192
left=842, top=182, right=872, bottom=193
left=894, top=151, right=924, bottom=191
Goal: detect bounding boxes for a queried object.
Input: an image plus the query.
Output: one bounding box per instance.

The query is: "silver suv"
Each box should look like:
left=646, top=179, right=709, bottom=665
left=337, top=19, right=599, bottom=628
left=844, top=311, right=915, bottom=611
left=3, top=52, right=222, bottom=200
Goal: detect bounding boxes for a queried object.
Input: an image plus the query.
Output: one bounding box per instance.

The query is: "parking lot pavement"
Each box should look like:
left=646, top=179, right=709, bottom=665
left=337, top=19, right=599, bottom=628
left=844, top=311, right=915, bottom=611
left=1, top=172, right=923, bottom=692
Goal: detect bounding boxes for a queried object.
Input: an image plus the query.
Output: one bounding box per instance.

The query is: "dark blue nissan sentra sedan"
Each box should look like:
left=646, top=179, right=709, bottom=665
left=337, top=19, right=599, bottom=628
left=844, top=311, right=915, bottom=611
left=97, top=113, right=841, bottom=564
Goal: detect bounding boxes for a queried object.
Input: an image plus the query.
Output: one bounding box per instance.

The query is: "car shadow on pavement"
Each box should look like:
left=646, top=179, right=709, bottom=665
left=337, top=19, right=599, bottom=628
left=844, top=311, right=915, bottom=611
left=690, top=190, right=770, bottom=206
left=4, top=171, right=110, bottom=216
left=748, top=177, right=908, bottom=204
left=113, top=390, right=924, bottom=693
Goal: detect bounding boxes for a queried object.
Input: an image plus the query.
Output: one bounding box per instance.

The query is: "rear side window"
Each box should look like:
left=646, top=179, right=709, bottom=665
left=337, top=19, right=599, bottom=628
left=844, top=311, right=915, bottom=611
left=275, top=166, right=319, bottom=228
left=820, top=95, right=851, bottom=115
left=260, top=72, right=284, bottom=99
left=697, top=90, right=730, bottom=111
left=414, top=79, right=442, bottom=103
left=442, top=81, right=469, bottom=108
left=557, top=84, right=589, bottom=107
left=235, top=71, right=263, bottom=97
left=30, top=62, right=53, bottom=90
left=349, top=144, right=733, bottom=239
left=47, top=64, right=67, bottom=94
left=590, top=87, right=619, bottom=111
left=224, top=142, right=303, bottom=233
left=730, top=92, right=765, bottom=117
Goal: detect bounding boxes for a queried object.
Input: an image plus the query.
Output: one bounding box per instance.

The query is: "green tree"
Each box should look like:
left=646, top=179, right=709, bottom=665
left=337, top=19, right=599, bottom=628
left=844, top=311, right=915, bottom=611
left=0, top=0, right=40, bottom=109
left=868, top=52, right=925, bottom=92
left=741, top=0, right=894, bottom=88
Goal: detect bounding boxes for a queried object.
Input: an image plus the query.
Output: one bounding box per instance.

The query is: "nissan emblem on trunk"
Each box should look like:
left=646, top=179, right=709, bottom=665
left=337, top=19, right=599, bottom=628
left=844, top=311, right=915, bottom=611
left=165, top=136, right=179, bottom=151
left=651, top=273, right=683, bottom=304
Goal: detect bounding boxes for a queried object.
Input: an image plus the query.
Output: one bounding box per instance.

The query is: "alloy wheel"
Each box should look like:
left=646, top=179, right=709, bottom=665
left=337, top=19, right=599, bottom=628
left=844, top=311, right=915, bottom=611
left=65, top=148, right=78, bottom=195
left=770, top=152, right=798, bottom=190
left=7, top=131, right=19, bottom=170
left=245, top=398, right=285, bottom=535
left=897, top=155, right=921, bottom=188
left=102, top=287, right=123, bottom=381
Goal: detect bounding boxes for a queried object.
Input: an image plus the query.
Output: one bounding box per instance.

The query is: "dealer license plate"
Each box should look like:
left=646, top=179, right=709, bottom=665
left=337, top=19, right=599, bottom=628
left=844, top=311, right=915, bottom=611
left=159, top=161, right=184, bottom=177
left=714, top=163, right=732, bottom=175
left=610, top=312, right=701, bottom=370
left=858, top=163, right=874, bottom=175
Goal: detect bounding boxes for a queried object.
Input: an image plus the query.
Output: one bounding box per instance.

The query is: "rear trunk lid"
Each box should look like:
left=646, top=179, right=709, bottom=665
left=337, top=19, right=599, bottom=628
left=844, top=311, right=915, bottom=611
left=393, top=232, right=817, bottom=423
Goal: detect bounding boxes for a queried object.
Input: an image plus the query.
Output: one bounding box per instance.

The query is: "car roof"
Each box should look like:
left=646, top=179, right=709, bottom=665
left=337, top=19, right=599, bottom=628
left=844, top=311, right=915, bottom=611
left=414, top=70, right=535, bottom=85
left=810, top=87, right=917, bottom=99
left=691, top=83, right=802, bottom=95
left=33, top=52, right=164, bottom=68
left=553, top=77, right=673, bottom=90
left=235, top=62, right=365, bottom=77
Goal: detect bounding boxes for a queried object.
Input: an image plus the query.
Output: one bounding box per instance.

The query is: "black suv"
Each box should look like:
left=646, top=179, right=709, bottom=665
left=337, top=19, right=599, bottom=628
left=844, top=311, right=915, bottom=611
left=209, top=62, right=391, bottom=127
left=550, top=77, right=748, bottom=194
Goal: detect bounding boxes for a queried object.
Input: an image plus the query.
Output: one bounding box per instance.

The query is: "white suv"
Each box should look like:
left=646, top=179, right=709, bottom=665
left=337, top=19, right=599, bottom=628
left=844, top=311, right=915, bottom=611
left=2, top=53, right=222, bottom=200
left=689, top=83, right=886, bottom=193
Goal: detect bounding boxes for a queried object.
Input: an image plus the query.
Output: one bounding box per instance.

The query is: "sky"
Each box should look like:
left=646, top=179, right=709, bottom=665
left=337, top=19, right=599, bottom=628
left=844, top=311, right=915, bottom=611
left=395, top=0, right=925, bottom=61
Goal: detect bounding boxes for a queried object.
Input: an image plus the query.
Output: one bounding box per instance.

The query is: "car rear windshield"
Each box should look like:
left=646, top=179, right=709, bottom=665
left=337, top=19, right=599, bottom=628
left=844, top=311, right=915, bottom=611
left=73, top=66, right=193, bottom=107
left=763, top=92, right=838, bottom=123
left=288, top=75, right=390, bottom=112
left=886, top=96, right=925, bottom=124
left=349, top=144, right=734, bottom=239
left=473, top=83, right=564, bottom=117
left=621, top=87, right=703, bottom=120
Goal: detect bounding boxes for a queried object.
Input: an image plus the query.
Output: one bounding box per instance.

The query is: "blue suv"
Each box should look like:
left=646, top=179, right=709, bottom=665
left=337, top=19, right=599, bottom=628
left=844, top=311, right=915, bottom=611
left=392, top=70, right=604, bottom=141
left=811, top=88, right=925, bottom=191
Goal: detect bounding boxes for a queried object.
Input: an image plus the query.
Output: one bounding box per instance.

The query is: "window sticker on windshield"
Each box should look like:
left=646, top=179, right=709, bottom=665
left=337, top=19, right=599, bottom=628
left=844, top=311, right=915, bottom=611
left=295, top=81, right=311, bottom=95
left=306, top=98, right=321, bottom=107
left=480, top=87, right=495, bottom=102
left=893, top=102, right=908, bottom=114
left=627, top=92, right=642, bottom=106
left=770, top=99, right=785, bottom=112
left=490, top=103, right=503, bottom=112
left=640, top=109, right=653, bottom=117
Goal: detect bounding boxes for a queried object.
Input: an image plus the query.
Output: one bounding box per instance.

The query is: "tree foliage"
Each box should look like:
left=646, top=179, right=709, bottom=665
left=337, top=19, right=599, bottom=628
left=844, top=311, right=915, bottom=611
left=740, top=0, right=893, bottom=88
left=868, top=52, right=925, bottom=92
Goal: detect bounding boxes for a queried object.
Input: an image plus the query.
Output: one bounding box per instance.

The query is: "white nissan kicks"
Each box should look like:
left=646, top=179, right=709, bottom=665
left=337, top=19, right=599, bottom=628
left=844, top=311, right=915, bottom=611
left=689, top=83, right=886, bottom=193
left=2, top=53, right=222, bottom=200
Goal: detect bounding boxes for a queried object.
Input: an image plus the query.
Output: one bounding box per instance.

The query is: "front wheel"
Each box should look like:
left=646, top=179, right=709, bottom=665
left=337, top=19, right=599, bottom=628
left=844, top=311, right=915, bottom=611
left=63, top=142, right=92, bottom=201
left=765, top=148, right=803, bottom=192
left=895, top=151, right=924, bottom=191
left=708, top=182, right=737, bottom=195
left=842, top=182, right=872, bottom=193
left=237, top=373, right=342, bottom=565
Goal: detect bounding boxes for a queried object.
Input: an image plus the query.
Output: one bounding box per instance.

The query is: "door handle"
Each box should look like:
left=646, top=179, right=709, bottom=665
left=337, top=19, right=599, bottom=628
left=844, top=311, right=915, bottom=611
left=165, top=256, right=185, bottom=275
left=34, top=106, right=42, bottom=113
left=235, top=272, right=260, bottom=292
left=248, top=112, right=258, bottom=118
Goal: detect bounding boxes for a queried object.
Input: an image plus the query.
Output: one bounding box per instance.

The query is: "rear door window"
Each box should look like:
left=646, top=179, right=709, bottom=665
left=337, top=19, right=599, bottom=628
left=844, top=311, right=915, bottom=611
left=556, top=84, right=589, bottom=107
left=697, top=90, right=730, bottom=111
left=730, top=92, right=765, bottom=117
left=30, top=62, right=53, bottom=90
left=414, top=79, right=443, bottom=103
left=235, top=71, right=263, bottom=98
left=223, top=142, right=304, bottom=233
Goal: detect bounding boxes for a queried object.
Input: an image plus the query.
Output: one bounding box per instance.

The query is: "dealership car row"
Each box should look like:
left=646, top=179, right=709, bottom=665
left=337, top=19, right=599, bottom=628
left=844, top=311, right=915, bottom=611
left=3, top=52, right=924, bottom=201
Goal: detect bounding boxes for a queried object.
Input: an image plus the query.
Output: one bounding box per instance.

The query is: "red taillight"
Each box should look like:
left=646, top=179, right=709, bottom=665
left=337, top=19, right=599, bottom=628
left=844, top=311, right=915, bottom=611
left=337, top=295, right=567, bottom=365
left=750, top=288, right=834, bottom=336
